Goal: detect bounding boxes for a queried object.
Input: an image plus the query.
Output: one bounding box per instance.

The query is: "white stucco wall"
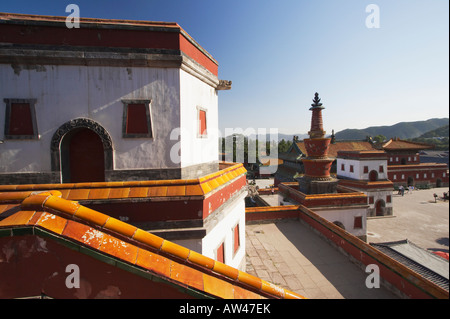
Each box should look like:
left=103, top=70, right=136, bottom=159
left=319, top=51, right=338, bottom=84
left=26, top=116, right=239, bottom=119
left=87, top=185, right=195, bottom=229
left=0, top=64, right=185, bottom=173
left=337, top=158, right=388, bottom=181
left=201, top=191, right=247, bottom=270
left=179, top=69, right=218, bottom=169
left=365, top=189, right=394, bottom=209
left=314, top=207, right=367, bottom=238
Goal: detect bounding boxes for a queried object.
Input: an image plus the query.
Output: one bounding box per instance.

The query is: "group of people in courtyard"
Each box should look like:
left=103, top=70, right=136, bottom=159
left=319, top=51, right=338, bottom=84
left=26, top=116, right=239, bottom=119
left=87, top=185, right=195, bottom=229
left=397, top=185, right=414, bottom=196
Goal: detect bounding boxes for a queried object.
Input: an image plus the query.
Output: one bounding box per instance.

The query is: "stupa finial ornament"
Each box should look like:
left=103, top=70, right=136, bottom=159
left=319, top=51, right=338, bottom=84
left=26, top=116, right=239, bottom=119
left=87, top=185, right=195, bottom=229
left=312, top=92, right=322, bottom=106
left=310, top=92, right=324, bottom=110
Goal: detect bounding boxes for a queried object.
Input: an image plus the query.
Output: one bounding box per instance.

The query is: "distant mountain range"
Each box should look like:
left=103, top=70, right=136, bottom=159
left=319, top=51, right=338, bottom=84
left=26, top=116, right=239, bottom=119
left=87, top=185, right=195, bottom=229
left=230, top=118, right=449, bottom=142
left=334, top=118, right=449, bottom=140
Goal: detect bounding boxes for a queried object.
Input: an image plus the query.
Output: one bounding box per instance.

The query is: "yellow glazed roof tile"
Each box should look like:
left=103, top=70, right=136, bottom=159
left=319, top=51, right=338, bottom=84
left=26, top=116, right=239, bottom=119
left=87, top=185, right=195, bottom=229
left=0, top=210, right=36, bottom=227
left=166, top=185, right=186, bottom=197
left=88, top=188, right=111, bottom=200
left=0, top=191, right=305, bottom=299
left=35, top=211, right=68, bottom=235
left=68, top=188, right=91, bottom=200
left=108, top=187, right=131, bottom=199
left=0, top=162, right=247, bottom=202
left=128, top=187, right=149, bottom=198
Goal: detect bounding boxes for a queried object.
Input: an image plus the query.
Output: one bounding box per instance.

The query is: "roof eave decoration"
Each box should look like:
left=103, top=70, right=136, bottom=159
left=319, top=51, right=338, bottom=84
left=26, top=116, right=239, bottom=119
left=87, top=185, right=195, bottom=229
left=216, top=80, right=232, bottom=91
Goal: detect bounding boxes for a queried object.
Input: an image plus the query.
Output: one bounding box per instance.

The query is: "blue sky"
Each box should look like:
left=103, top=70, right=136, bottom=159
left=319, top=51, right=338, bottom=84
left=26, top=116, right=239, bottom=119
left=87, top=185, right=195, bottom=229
left=1, top=0, right=449, bottom=136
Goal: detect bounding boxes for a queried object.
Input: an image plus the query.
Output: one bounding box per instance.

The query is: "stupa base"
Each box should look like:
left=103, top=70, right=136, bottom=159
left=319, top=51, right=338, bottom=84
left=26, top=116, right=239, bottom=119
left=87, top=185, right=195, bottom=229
left=297, top=176, right=339, bottom=195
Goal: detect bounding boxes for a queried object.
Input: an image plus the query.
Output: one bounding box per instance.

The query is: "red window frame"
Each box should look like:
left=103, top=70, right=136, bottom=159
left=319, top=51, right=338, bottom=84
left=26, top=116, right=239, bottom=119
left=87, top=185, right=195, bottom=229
left=198, top=109, right=207, bottom=137
left=122, top=100, right=152, bottom=138
left=126, top=104, right=149, bottom=134
left=233, top=224, right=240, bottom=254
left=354, top=216, right=363, bottom=229
left=217, top=242, right=225, bottom=263
left=4, top=99, right=38, bottom=139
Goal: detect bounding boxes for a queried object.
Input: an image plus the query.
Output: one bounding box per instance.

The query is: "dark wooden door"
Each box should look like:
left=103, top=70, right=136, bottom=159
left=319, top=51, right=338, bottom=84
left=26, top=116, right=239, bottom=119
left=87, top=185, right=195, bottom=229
left=69, top=128, right=105, bottom=182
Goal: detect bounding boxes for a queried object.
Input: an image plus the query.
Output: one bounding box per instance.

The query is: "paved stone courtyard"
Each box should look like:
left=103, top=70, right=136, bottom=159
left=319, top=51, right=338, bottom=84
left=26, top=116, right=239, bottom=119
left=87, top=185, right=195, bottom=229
left=247, top=183, right=449, bottom=299
left=245, top=221, right=397, bottom=299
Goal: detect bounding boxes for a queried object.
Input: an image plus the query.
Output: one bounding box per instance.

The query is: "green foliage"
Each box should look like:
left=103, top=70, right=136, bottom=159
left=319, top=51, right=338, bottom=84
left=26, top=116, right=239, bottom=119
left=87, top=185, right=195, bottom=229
left=373, top=135, right=387, bottom=143
left=278, top=139, right=292, bottom=153
left=219, top=137, right=293, bottom=163
left=408, top=136, right=449, bottom=151
left=419, top=125, right=449, bottom=138
left=407, top=125, right=449, bottom=151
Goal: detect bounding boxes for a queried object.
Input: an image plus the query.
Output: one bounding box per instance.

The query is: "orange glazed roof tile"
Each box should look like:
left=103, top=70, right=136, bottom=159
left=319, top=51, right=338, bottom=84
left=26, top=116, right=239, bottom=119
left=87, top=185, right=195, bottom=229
left=296, top=141, right=374, bottom=158
left=381, top=138, right=435, bottom=151
left=0, top=190, right=305, bottom=299
left=0, top=162, right=247, bottom=201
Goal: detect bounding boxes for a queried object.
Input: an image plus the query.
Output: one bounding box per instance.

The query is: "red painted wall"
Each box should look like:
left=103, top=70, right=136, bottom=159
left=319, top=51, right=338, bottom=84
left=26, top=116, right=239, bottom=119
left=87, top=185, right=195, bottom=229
left=0, top=235, right=195, bottom=299
left=1, top=22, right=218, bottom=76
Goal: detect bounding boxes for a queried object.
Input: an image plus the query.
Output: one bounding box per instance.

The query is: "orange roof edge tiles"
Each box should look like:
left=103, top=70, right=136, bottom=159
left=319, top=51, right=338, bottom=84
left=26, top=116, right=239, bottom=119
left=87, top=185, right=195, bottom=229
left=0, top=191, right=305, bottom=299
left=0, top=162, right=247, bottom=201
left=382, top=138, right=435, bottom=150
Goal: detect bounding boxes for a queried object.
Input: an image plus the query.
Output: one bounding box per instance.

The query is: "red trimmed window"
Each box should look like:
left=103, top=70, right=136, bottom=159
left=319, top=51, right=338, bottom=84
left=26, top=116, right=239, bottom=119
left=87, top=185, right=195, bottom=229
left=217, top=242, right=225, bottom=263
left=233, top=224, right=240, bottom=254
left=379, top=165, right=384, bottom=173
left=363, top=166, right=369, bottom=174
left=126, top=104, right=148, bottom=134
left=341, top=164, right=345, bottom=171
left=387, top=195, right=391, bottom=203
left=122, top=100, right=152, bottom=138
left=9, top=103, right=34, bottom=135
left=4, top=99, right=38, bottom=139
left=368, top=196, right=374, bottom=204
left=354, top=216, right=363, bottom=229
left=198, top=109, right=207, bottom=136
left=350, top=165, right=354, bottom=173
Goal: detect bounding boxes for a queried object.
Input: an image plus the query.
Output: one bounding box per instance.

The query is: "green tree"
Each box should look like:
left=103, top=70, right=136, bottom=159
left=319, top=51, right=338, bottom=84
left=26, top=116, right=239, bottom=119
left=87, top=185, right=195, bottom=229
left=373, top=135, right=387, bottom=143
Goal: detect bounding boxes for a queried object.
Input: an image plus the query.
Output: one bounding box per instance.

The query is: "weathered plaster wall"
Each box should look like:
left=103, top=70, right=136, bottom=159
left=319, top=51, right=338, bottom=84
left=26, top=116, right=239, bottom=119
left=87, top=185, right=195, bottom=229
left=0, top=64, right=181, bottom=173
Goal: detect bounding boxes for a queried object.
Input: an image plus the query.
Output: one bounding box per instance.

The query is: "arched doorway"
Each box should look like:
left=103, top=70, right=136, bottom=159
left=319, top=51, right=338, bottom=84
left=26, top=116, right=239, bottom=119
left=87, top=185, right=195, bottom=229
left=51, top=118, right=113, bottom=183
left=61, top=128, right=105, bottom=183
left=407, top=176, right=414, bottom=187
left=369, top=170, right=378, bottom=182
left=375, top=200, right=385, bottom=216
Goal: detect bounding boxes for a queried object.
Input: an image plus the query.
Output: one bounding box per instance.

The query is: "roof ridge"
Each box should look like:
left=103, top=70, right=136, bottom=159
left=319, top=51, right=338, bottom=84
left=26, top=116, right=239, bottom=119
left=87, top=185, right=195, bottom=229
left=13, top=191, right=303, bottom=299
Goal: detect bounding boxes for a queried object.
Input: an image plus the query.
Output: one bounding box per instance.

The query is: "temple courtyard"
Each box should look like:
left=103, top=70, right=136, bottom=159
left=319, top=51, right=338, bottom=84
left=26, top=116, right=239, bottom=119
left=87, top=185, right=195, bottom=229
left=248, top=182, right=449, bottom=298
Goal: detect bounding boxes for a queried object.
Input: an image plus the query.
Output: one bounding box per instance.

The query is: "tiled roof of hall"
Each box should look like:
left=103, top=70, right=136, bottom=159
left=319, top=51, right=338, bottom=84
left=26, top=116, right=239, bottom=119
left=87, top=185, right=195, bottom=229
left=295, top=140, right=375, bottom=158
left=0, top=162, right=246, bottom=201
left=379, top=138, right=435, bottom=151
left=0, top=190, right=304, bottom=299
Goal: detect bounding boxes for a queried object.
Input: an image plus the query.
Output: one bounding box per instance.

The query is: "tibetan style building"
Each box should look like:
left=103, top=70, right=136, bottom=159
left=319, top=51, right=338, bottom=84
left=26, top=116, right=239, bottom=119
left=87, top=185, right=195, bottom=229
left=0, top=13, right=448, bottom=301
left=275, top=139, right=374, bottom=186
left=0, top=12, right=233, bottom=185
left=0, top=13, right=303, bottom=299
left=377, top=138, right=449, bottom=188
left=278, top=93, right=369, bottom=241
left=336, top=150, right=394, bottom=217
